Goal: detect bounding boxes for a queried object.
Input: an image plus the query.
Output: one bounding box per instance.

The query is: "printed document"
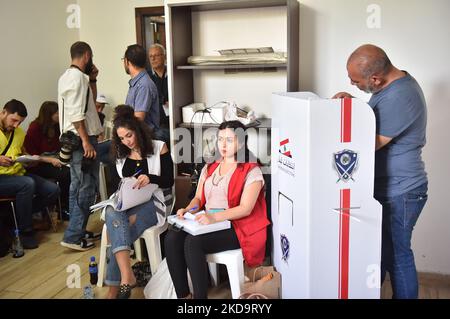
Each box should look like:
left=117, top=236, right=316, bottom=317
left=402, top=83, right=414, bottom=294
left=90, top=177, right=157, bottom=212
left=168, top=211, right=231, bottom=236
left=15, top=155, right=40, bottom=163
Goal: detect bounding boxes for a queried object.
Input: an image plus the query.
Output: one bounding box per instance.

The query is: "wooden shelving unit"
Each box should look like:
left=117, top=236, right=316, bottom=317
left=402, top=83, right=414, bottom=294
left=165, top=0, right=299, bottom=207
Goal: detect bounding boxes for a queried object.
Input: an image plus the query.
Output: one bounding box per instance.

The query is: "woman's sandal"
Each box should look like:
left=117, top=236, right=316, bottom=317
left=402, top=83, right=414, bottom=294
left=117, top=283, right=137, bottom=299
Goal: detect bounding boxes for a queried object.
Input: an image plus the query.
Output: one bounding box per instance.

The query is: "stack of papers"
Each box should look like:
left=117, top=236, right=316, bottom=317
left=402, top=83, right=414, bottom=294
left=183, top=211, right=205, bottom=221
left=168, top=211, right=231, bottom=236
left=90, top=178, right=158, bottom=212
left=187, top=52, right=287, bottom=66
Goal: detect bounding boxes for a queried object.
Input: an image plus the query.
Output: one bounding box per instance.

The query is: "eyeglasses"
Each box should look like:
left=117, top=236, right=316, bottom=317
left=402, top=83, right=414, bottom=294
left=149, top=54, right=164, bottom=59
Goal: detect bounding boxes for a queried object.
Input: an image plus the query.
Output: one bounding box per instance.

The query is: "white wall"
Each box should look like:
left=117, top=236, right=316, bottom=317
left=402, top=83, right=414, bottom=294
left=299, top=0, right=450, bottom=274
left=0, top=0, right=79, bottom=128
left=77, top=0, right=163, bottom=120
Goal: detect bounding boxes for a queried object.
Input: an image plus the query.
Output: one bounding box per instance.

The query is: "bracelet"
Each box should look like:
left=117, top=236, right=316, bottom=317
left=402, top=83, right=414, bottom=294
left=89, top=79, right=97, bottom=83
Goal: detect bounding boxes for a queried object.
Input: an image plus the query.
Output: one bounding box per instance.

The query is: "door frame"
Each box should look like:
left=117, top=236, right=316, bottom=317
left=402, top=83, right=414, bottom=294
left=135, top=6, right=165, bottom=47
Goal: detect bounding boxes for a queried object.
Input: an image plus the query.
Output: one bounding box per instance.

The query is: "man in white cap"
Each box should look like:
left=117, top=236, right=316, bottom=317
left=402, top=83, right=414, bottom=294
left=96, top=93, right=108, bottom=128
left=95, top=93, right=110, bottom=158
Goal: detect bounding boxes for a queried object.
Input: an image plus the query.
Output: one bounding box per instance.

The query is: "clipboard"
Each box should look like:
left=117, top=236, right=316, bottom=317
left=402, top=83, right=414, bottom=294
left=168, top=212, right=231, bottom=236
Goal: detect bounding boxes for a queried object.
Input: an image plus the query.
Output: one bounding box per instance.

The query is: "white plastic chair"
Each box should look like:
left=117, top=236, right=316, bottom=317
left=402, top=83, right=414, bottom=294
left=104, top=120, right=113, bottom=140
left=133, top=222, right=168, bottom=275
left=206, top=248, right=244, bottom=299
left=98, top=162, right=108, bottom=202
left=133, top=188, right=175, bottom=274
left=97, top=223, right=109, bottom=287
left=97, top=188, right=174, bottom=287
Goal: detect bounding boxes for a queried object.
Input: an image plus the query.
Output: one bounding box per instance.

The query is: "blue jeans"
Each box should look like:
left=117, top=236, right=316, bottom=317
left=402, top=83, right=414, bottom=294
left=96, top=140, right=112, bottom=165
left=0, top=173, right=60, bottom=232
left=63, top=136, right=99, bottom=244
left=375, top=182, right=428, bottom=299
left=104, top=199, right=158, bottom=286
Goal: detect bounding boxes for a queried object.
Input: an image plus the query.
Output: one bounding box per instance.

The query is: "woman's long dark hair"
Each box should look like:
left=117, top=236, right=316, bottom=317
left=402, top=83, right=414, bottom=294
left=216, top=120, right=259, bottom=164
left=111, top=105, right=154, bottom=160
left=33, top=101, right=60, bottom=140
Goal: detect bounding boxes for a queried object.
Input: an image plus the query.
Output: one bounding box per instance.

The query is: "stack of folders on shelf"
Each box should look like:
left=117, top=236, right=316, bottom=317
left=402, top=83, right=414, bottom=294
left=168, top=211, right=230, bottom=236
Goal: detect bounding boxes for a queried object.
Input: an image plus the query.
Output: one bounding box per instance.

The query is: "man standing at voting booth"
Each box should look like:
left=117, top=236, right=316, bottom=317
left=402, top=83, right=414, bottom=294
left=334, top=44, right=428, bottom=299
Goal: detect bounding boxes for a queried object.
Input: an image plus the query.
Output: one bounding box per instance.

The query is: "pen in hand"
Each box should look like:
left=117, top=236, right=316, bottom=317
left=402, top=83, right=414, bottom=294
left=132, top=169, right=143, bottom=178
left=188, top=205, right=199, bottom=212
left=131, top=169, right=146, bottom=189
left=178, top=205, right=198, bottom=219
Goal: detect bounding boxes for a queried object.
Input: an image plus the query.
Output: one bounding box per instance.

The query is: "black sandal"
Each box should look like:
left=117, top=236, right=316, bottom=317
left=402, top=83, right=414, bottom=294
left=117, top=283, right=137, bottom=299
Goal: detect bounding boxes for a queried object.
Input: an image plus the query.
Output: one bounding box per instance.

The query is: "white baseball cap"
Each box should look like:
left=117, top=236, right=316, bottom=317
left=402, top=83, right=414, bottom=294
left=96, top=93, right=108, bottom=104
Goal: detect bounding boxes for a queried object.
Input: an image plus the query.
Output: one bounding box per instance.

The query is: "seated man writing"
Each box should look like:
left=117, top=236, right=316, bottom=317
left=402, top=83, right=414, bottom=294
left=0, top=99, right=60, bottom=248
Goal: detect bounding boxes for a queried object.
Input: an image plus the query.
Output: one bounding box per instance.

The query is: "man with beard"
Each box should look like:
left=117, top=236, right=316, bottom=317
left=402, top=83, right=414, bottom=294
left=0, top=99, right=60, bottom=249
left=58, top=41, right=103, bottom=251
left=333, top=44, right=428, bottom=299
left=123, top=44, right=160, bottom=134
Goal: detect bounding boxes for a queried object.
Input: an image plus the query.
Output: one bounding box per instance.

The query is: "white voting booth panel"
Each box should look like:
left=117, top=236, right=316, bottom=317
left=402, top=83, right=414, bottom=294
left=271, top=92, right=382, bottom=299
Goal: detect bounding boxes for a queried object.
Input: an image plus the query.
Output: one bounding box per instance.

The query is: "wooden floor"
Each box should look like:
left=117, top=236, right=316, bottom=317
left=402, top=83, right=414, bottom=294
left=0, top=212, right=449, bottom=299
left=0, top=211, right=230, bottom=299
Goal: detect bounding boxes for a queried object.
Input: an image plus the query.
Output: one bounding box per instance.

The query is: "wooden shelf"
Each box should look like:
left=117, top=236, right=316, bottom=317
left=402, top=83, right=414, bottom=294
left=178, top=118, right=272, bottom=129
left=177, top=64, right=286, bottom=70
left=171, top=0, right=290, bottom=12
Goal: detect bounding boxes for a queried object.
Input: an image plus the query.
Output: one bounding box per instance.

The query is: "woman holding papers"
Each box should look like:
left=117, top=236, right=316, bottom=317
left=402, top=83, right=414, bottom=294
left=24, top=101, right=71, bottom=218
left=165, top=120, right=270, bottom=299
left=105, top=105, right=173, bottom=299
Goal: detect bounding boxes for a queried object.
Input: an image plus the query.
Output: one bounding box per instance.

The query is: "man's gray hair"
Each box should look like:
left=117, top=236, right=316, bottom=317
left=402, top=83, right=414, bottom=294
left=149, top=43, right=166, bottom=56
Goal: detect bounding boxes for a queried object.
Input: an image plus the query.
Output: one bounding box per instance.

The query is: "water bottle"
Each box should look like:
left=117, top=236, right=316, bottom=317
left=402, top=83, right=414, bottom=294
left=12, top=229, right=24, bottom=258
left=89, top=256, right=98, bottom=285
left=82, top=285, right=94, bottom=299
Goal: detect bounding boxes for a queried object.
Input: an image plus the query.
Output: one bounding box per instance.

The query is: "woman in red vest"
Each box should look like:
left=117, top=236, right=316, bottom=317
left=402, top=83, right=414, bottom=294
left=165, top=120, right=270, bottom=299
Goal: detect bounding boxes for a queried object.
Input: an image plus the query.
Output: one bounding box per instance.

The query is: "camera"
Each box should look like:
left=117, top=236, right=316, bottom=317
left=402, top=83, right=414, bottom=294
left=59, top=131, right=81, bottom=165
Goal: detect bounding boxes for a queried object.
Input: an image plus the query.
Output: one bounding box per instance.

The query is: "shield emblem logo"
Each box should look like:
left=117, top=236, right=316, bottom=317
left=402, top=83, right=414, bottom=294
left=333, top=149, right=358, bottom=182
left=280, top=234, right=290, bottom=262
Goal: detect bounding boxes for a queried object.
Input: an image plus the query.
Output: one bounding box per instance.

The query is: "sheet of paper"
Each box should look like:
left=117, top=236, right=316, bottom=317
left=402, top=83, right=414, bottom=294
left=168, top=215, right=230, bottom=236
left=183, top=210, right=205, bottom=221
left=89, top=178, right=158, bottom=212
left=116, top=178, right=158, bottom=211
left=163, top=103, right=170, bottom=117
left=89, top=197, right=116, bottom=212
left=15, top=155, right=40, bottom=163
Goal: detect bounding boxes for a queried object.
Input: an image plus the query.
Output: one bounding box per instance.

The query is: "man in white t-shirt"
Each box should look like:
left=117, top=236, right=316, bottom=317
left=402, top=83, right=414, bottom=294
left=58, top=41, right=103, bottom=251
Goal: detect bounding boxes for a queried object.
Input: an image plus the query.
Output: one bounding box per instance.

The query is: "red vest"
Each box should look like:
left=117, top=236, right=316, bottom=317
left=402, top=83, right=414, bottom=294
left=200, top=162, right=270, bottom=267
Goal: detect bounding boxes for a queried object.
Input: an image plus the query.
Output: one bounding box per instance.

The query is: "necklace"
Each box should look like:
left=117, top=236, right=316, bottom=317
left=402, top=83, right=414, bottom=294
left=130, top=148, right=142, bottom=167
left=212, top=171, right=225, bottom=187
left=211, top=163, right=226, bottom=186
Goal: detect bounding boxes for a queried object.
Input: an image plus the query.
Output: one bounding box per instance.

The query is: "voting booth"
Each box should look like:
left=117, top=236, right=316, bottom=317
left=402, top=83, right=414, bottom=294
left=271, top=92, right=382, bottom=299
